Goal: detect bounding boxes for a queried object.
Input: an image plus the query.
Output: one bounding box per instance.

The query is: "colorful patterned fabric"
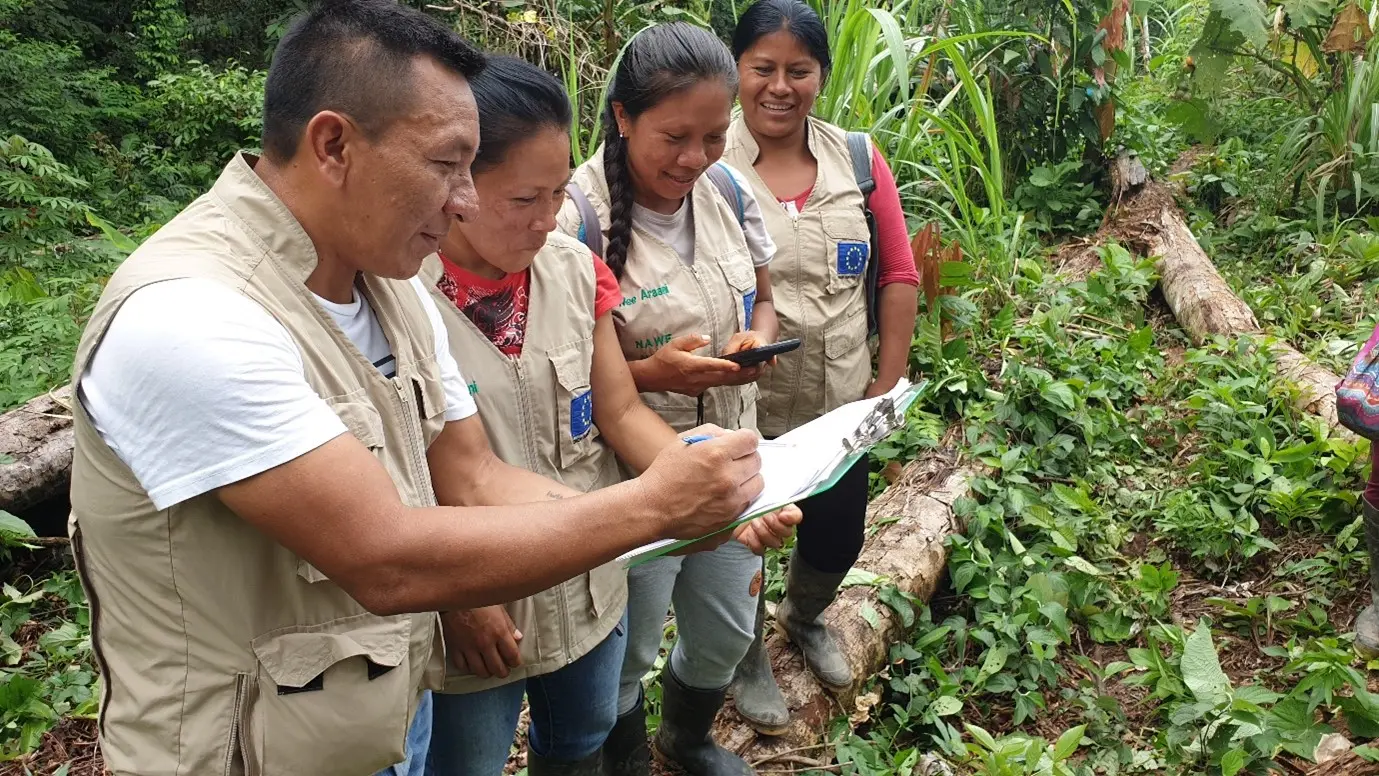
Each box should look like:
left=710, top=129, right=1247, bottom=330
left=1336, top=322, right=1379, bottom=440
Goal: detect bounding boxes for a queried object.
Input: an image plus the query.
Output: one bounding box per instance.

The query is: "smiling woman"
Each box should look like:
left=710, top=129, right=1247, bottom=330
left=721, top=0, right=920, bottom=736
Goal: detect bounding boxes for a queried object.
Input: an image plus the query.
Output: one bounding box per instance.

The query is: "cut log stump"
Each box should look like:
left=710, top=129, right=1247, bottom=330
left=711, top=451, right=974, bottom=765
left=1066, top=150, right=1351, bottom=439
left=0, top=386, right=74, bottom=515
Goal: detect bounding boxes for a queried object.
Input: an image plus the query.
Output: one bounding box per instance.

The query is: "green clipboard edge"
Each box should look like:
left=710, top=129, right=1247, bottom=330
left=620, top=379, right=929, bottom=567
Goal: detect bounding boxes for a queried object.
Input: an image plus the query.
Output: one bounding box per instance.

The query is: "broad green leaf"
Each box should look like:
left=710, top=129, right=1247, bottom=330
left=1040, top=381, right=1077, bottom=411
left=85, top=211, right=139, bottom=254
left=913, top=625, right=952, bottom=652
left=1064, top=556, right=1104, bottom=576
left=842, top=568, right=884, bottom=588
left=931, top=695, right=962, bottom=716
left=1221, top=748, right=1246, bottom=776
left=1283, top=0, right=1337, bottom=28
left=964, top=723, right=998, bottom=751
left=978, top=644, right=1009, bottom=680
left=1052, top=724, right=1087, bottom=761
left=0, top=510, right=36, bottom=541
left=878, top=585, right=915, bottom=628
left=1182, top=621, right=1231, bottom=704
left=1211, top=0, right=1271, bottom=47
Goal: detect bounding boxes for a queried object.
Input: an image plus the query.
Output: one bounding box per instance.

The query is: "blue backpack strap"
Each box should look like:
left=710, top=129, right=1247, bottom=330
left=565, top=182, right=603, bottom=256
left=846, top=132, right=882, bottom=337
left=704, top=162, right=746, bottom=227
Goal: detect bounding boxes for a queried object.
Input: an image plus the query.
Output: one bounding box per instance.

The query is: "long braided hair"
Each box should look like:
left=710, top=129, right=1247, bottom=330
left=600, top=22, right=738, bottom=279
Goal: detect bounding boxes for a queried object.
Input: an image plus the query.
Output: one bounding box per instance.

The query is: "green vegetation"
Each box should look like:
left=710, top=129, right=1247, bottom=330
left=4, top=0, right=1379, bottom=773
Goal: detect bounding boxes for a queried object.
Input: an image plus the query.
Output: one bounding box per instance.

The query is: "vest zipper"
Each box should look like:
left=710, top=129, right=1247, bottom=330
left=688, top=263, right=725, bottom=427
left=786, top=216, right=805, bottom=428
left=70, top=527, right=114, bottom=737
left=394, top=377, right=430, bottom=502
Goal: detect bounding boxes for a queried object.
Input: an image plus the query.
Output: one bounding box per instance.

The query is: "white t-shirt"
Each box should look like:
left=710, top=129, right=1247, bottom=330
left=632, top=163, right=776, bottom=268
left=78, top=276, right=477, bottom=511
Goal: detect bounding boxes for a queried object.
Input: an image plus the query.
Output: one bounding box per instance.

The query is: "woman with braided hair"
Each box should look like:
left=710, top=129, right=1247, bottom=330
left=557, top=21, right=780, bottom=776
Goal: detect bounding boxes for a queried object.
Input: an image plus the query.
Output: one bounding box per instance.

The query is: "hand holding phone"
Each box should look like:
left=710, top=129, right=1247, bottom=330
left=719, top=338, right=802, bottom=367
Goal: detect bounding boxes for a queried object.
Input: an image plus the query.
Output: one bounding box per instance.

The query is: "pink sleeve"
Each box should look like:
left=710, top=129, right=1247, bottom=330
left=869, top=146, right=918, bottom=288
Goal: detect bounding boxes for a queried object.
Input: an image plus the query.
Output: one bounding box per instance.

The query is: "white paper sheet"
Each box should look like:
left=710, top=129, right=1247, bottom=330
left=614, top=379, right=921, bottom=566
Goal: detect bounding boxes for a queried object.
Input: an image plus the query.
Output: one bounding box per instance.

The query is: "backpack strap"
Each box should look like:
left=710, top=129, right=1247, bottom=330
left=846, top=132, right=882, bottom=336
left=704, top=162, right=747, bottom=227
left=846, top=131, right=876, bottom=197
left=565, top=182, right=603, bottom=257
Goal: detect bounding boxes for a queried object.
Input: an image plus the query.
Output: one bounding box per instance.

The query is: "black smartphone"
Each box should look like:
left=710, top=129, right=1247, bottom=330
left=719, top=338, right=802, bottom=367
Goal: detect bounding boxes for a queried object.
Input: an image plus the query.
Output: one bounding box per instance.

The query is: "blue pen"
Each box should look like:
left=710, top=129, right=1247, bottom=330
left=681, top=434, right=714, bottom=444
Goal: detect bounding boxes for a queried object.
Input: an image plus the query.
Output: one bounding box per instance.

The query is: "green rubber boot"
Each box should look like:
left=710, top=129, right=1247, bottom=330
left=729, top=563, right=789, bottom=735
left=652, top=665, right=753, bottom=775
left=602, top=689, right=650, bottom=776
left=777, top=548, right=852, bottom=690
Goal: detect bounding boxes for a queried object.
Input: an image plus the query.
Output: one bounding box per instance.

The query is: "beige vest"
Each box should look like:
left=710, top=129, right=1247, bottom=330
left=67, top=153, right=446, bottom=776
left=557, top=146, right=758, bottom=435
left=420, top=232, right=627, bottom=694
left=723, top=116, right=873, bottom=437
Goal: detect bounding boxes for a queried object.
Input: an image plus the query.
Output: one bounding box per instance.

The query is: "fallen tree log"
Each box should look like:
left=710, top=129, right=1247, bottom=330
left=710, top=449, right=974, bottom=765
left=0, top=386, right=74, bottom=515
left=1062, top=151, right=1351, bottom=438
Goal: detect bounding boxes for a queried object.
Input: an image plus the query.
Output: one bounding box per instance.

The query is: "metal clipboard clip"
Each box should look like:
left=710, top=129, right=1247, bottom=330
left=841, top=394, right=907, bottom=456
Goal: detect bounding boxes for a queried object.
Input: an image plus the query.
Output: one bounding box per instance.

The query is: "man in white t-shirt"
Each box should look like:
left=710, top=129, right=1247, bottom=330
left=66, top=3, right=797, bottom=775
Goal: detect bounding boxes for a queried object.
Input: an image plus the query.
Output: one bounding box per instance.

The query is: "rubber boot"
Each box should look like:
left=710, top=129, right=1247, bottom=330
left=776, top=548, right=852, bottom=690
left=1358, top=498, right=1379, bottom=658
left=530, top=748, right=604, bottom=776
left=652, top=665, right=753, bottom=775
left=602, top=689, right=650, bottom=776
left=729, top=560, right=789, bottom=735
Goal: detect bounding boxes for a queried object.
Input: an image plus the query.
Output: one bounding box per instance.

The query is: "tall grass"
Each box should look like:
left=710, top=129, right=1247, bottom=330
left=549, top=0, right=1035, bottom=294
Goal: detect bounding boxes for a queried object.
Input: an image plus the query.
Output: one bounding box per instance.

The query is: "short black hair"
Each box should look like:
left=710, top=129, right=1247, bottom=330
left=469, top=55, right=572, bottom=174
left=732, top=0, right=832, bottom=79
left=261, top=0, right=487, bottom=161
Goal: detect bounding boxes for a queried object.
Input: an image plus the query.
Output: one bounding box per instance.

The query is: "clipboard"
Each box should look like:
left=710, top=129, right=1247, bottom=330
left=616, top=378, right=927, bottom=566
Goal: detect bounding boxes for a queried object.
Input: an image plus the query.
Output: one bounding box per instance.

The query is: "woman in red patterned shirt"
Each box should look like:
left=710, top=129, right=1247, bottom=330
left=423, top=55, right=800, bottom=776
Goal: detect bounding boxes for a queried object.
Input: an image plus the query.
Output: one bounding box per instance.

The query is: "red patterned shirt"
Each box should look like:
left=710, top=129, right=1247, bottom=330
left=436, top=251, right=622, bottom=357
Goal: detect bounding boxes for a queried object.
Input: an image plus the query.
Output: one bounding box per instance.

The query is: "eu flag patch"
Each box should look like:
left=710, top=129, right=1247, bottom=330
left=743, top=289, right=756, bottom=330
left=837, top=241, right=869, bottom=276
left=571, top=390, right=593, bottom=440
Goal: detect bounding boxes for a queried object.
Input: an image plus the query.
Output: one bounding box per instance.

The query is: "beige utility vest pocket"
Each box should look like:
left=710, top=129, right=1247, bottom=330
left=723, top=117, right=875, bottom=437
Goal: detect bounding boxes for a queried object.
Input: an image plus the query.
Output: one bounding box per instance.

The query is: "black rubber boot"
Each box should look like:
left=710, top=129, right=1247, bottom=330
left=777, top=548, right=852, bottom=690
left=530, top=748, right=604, bottom=776
left=652, top=665, right=754, bottom=775
left=602, top=689, right=650, bottom=776
left=1358, top=498, right=1379, bottom=657
left=729, top=560, right=789, bottom=735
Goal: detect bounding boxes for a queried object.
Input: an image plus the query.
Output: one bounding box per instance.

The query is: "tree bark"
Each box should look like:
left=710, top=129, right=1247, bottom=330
left=1094, top=151, right=1350, bottom=438
left=0, top=386, right=74, bottom=515
left=710, top=452, right=974, bottom=764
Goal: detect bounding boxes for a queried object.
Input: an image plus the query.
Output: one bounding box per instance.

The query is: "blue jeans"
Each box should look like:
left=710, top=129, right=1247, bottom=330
left=374, top=690, right=432, bottom=776
left=427, top=614, right=627, bottom=776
